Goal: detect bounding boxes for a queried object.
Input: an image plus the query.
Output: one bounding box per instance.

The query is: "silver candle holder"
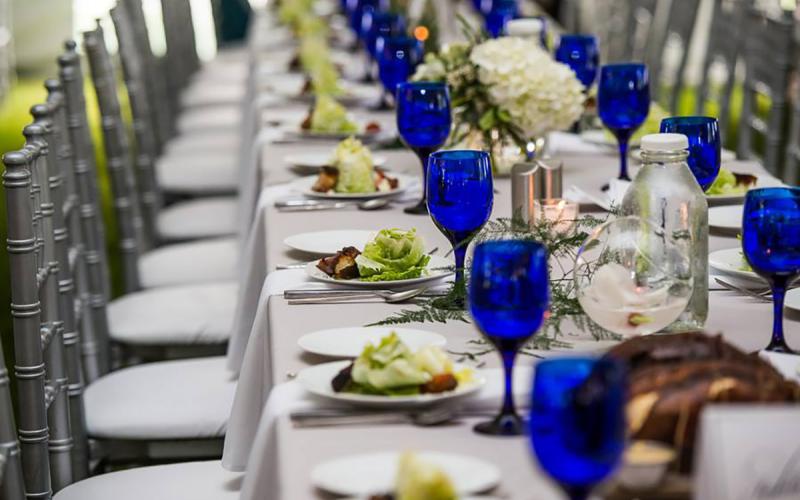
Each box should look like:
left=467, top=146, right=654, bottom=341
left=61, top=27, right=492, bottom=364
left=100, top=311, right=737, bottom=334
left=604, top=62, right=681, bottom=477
left=511, top=160, right=564, bottom=223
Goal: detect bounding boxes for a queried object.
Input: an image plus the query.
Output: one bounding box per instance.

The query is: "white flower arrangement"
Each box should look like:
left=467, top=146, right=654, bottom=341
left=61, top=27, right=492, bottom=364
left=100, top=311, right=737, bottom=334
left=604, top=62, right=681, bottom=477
left=469, top=37, right=585, bottom=139
left=413, top=26, right=585, bottom=172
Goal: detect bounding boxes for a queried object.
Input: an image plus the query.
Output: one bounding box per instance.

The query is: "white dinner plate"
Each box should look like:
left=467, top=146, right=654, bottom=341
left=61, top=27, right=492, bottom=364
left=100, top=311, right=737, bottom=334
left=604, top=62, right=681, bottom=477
left=283, top=151, right=387, bottom=171
left=305, top=254, right=454, bottom=289
left=708, top=247, right=766, bottom=284
left=782, top=288, right=800, bottom=315
left=297, top=326, right=446, bottom=358
left=284, top=229, right=376, bottom=255
left=580, top=129, right=615, bottom=147
left=311, top=451, right=501, bottom=497
left=290, top=172, right=412, bottom=200
left=262, top=74, right=376, bottom=104
left=708, top=205, right=743, bottom=232
left=298, top=360, right=485, bottom=408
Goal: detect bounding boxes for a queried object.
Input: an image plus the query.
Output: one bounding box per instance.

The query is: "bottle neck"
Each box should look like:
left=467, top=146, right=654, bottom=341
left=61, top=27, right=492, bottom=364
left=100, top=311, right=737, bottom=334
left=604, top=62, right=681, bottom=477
left=640, top=149, right=689, bottom=165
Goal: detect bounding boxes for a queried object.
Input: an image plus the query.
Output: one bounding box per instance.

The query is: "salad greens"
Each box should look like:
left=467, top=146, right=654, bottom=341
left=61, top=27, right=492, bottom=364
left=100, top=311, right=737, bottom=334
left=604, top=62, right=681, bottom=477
left=347, top=333, right=468, bottom=395
left=310, top=95, right=359, bottom=134
left=396, top=452, right=458, bottom=500
left=331, top=137, right=376, bottom=193
left=706, top=168, right=748, bottom=196
left=356, top=228, right=432, bottom=282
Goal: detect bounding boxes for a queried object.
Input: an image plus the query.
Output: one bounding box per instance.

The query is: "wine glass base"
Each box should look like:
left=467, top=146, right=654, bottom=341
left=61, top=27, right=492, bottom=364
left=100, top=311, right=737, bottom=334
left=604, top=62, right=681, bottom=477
left=403, top=200, right=428, bottom=215
left=473, top=412, right=526, bottom=436
left=764, top=341, right=796, bottom=354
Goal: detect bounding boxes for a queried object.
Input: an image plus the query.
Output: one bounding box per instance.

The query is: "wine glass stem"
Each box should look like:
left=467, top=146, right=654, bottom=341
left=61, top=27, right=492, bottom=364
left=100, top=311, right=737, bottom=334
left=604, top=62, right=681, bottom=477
left=414, top=147, right=434, bottom=205
left=500, top=349, right=518, bottom=417
left=616, top=130, right=631, bottom=181
left=768, top=277, right=792, bottom=352
left=565, top=486, right=590, bottom=500
left=453, top=244, right=467, bottom=286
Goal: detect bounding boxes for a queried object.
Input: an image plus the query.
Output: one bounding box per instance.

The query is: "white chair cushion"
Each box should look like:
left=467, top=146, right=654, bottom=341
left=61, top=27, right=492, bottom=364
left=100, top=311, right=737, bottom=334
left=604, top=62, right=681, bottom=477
left=83, top=357, right=236, bottom=440
left=181, top=82, right=246, bottom=108
left=176, top=106, right=242, bottom=134
left=156, top=154, right=238, bottom=195
left=139, top=237, right=238, bottom=289
left=157, top=197, right=237, bottom=241
left=108, top=283, right=237, bottom=346
left=55, top=460, right=242, bottom=500
left=165, top=131, right=242, bottom=155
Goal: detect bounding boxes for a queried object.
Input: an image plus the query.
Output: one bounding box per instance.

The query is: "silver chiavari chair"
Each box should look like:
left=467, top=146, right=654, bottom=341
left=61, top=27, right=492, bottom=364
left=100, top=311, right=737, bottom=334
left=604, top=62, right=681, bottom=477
left=623, top=0, right=657, bottom=61
left=696, top=0, right=752, bottom=140
left=56, top=42, right=112, bottom=381
left=736, top=7, right=795, bottom=177
left=0, top=337, right=25, bottom=500
left=783, top=79, right=800, bottom=185
left=83, top=22, right=148, bottom=293
left=645, top=0, right=701, bottom=113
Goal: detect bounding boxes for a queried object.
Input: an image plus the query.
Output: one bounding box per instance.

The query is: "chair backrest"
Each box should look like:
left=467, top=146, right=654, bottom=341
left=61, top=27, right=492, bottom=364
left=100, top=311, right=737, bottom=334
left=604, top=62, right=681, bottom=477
left=111, top=3, right=162, bottom=245
left=696, top=0, right=752, bottom=140
left=644, top=0, right=700, bottom=113
left=57, top=41, right=112, bottom=381
left=736, top=7, right=795, bottom=176
left=1, top=114, right=95, bottom=497
left=84, top=23, right=147, bottom=293
left=121, top=0, right=175, bottom=151
left=623, top=0, right=658, bottom=61
left=160, top=0, right=200, bottom=95
left=0, top=337, right=25, bottom=500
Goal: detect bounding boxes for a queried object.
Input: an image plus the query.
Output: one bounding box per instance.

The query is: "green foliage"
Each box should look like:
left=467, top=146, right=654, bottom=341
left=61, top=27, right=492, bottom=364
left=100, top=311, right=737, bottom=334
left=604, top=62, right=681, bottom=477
left=367, top=213, right=622, bottom=359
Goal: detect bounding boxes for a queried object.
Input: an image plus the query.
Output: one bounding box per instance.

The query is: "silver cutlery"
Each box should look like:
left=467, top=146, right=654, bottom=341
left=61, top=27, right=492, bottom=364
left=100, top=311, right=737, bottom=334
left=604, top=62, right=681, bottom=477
left=714, top=277, right=772, bottom=302
left=276, top=262, right=309, bottom=270
left=275, top=198, right=390, bottom=212
left=291, top=407, right=456, bottom=428
left=287, top=287, right=427, bottom=304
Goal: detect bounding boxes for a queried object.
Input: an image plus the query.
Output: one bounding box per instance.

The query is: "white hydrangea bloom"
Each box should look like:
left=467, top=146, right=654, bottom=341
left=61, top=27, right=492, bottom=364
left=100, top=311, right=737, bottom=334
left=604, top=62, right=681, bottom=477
left=470, top=36, right=585, bottom=138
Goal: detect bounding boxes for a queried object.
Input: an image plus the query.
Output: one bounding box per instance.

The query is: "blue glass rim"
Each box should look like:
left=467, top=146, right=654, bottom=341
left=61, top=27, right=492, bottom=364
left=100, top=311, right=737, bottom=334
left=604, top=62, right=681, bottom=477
left=558, top=34, right=597, bottom=43
left=429, top=149, right=489, bottom=162
left=745, top=186, right=800, bottom=200
left=601, top=62, right=647, bottom=72
left=661, top=116, right=717, bottom=127
left=473, top=238, right=546, bottom=253
left=396, top=81, right=447, bottom=92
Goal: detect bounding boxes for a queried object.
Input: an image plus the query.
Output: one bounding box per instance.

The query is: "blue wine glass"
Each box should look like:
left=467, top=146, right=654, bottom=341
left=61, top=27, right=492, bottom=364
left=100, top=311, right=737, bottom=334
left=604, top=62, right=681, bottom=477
left=366, top=12, right=405, bottom=60
left=469, top=239, right=549, bottom=436
left=598, top=63, right=650, bottom=181
left=376, top=35, right=423, bottom=110
left=529, top=357, right=627, bottom=500
left=742, top=187, right=800, bottom=353
left=660, top=116, right=721, bottom=192
left=555, top=35, right=600, bottom=90
left=427, top=150, right=494, bottom=286
left=348, top=0, right=386, bottom=35
left=397, top=82, right=452, bottom=215
left=484, top=0, right=519, bottom=37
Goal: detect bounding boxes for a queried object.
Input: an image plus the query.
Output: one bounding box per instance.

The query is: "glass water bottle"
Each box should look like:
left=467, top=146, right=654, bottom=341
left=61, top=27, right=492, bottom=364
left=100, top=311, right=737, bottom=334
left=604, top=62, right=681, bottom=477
left=620, top=133, right=709, bottom=331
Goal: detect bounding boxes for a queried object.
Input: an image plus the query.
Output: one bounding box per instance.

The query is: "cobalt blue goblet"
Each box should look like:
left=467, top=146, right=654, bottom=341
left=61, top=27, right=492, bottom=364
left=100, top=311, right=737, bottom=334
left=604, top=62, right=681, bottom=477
left=484, top=0, right=519, bottom=37
left=397, top=82, right=452, bottom=215
left=366, top=12, right=405, bottom=60
left=529, top=357, right=627, bottom=500
left=348, top=0, right=387, bottom=35
left=427, top=150, right=494, bottom=287
left=598, top=63, right=650, bottom=182
left=469, top=239, right=549, bottom=436
left=555, top=35, right=600, bottom=90
left=660, top=116, right=721, bottom=192
left=742, top=187, right=800, bottom=353
left=376, top=35, right=423, bottom=110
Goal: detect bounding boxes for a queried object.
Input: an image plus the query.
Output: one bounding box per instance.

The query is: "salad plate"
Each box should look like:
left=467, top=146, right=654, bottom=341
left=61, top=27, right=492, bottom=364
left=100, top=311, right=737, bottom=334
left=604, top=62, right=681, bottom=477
left=306, top=254, right=452, bottom=289
left=708, top=205, right=742, bottom=232
left=298, top=359, right=485, bottom=408
left=284, top=229, right=375, bottom=255
left=784, top=288, right=800, bottom=314
left=297, top=326, right=446, bottom=358
left=708, top=248, right=765, bottom=284
left=311, top=451, right=501, bottom=497
left=290, top=172, right=413, bottom=200
left=284, top=151, right=387, bottom=171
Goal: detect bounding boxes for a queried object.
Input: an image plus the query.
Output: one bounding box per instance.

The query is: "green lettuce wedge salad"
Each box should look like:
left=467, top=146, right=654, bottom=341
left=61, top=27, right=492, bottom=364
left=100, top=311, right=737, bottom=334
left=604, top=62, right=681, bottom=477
left=308, top=95, right=359, bottom=134
left=355, top=229, right=431, bottom=282
left=395, top=452, right=458, bottom=500
left=706, top=168, right=758, bottom=196
left=330, top=332, right=473, bottom=396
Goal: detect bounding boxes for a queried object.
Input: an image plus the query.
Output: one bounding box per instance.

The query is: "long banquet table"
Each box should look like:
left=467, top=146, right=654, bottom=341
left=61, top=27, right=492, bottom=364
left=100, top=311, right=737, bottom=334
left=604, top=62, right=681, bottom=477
left=220, top=15, right=800, bottom=500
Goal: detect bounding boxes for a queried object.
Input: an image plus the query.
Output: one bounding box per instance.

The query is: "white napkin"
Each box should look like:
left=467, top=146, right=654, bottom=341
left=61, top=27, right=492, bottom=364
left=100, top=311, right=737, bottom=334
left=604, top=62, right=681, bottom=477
left=564, top=178, right=631, bottom=211
left=761, top=351, right=800, bottom=382
left=546, top=131, right=612, bottom=156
